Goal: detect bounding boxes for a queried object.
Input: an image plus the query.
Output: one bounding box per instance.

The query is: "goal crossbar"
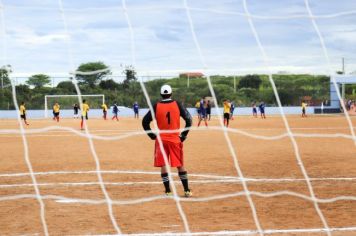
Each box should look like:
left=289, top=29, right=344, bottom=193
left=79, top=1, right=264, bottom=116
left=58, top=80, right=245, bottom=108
left=44, top=94, right=105, bottom=118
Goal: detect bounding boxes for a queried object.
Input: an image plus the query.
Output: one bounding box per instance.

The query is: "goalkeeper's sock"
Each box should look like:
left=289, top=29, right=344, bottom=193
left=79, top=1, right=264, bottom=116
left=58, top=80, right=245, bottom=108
left=179, top=171, right=190, bottom=192
left=161, top=173, right=171, bottom=193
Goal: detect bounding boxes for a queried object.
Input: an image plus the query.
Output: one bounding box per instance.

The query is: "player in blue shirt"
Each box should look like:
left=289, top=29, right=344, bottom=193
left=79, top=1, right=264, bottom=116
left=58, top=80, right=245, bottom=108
left=230, top=102, right=235, bottom=120
left=112, top=103, right=119, bottom=121
left=133, top=101, right=139, bottom=119
left=206, top=100, right=211, bottom=121
left=259, top=102, right=266, bottom=119
left=252, top=102, right=257, bottom=118
left=197, top=99, right=208, bottom=127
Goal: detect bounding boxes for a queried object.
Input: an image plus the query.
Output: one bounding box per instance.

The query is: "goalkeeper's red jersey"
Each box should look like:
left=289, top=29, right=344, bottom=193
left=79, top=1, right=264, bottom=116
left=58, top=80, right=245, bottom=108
left=155, top=101, right=181, bottom=143
left=142, top=99, right=192, bottom=144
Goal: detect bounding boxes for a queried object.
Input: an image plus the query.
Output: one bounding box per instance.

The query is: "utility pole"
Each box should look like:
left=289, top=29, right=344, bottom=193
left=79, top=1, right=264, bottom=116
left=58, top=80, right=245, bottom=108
left=341, top=57, right=345, bottom=100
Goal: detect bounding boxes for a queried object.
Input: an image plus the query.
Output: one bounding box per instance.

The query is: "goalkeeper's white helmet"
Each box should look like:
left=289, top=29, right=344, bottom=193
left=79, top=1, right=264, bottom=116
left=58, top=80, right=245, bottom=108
left=160, top=84, right=172, bottom=95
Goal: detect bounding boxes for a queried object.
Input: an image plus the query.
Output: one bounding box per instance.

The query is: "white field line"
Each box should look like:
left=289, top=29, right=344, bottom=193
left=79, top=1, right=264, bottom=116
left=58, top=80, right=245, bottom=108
left=0, top=180, right=237, bottom=189
left=1, top=169, right=356, bottom=183
left=0, top=113, right=351, bottom=122
left=88, top=226, right=356, bottom=236
left=1, top=176, right=356, bottom=189
left=1, top=126, right=356, bottom=134
left=0, top=126, right=355, bottom=143
left=0, top=190, right=355, bottom=205
left=67, top=226, right=356, bottom=236
left=0, top=131, right=354, bottom=141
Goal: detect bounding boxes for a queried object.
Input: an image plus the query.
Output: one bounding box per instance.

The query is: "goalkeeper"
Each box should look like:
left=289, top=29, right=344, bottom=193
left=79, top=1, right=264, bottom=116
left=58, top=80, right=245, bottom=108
left=142, top=84, right=193, bottom=197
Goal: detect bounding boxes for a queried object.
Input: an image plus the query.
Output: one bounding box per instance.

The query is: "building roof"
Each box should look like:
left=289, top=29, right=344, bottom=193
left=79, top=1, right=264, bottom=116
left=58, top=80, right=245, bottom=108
left=179, top=72, right=204, bottom=77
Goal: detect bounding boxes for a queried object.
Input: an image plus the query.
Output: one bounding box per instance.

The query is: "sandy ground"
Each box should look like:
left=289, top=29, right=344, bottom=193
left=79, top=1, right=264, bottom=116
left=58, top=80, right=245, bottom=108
left=0, top=114, right=355, bottom=235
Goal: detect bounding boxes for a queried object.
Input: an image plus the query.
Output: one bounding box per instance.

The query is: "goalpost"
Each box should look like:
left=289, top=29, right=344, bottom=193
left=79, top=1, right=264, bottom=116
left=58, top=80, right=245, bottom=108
left=44, top=94, right=105, bottom=118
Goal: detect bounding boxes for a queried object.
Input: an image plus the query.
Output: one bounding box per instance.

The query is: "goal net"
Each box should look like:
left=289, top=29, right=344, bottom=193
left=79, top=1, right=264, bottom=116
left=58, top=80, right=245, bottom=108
left=0, top=0, right=356, bottom=236
left=44, top=94, right=105, bottom=118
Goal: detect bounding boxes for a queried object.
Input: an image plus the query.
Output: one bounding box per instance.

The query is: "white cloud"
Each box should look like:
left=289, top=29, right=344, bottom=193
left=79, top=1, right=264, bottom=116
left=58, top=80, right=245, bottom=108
left=1, top=0, right=356, bottom=76
left=5, top=25, right=68, bottom=47
left=19, top=32, right=69, bottom=46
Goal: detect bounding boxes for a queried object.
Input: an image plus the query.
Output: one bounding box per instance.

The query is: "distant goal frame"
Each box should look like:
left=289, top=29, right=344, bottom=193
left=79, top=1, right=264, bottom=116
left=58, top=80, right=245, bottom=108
left=44, top=94, right=105, bottom=118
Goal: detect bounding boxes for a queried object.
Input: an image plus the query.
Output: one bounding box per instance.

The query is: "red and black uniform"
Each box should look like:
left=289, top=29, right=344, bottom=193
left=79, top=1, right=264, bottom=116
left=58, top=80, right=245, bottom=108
left=142, top=99, right=192, bottom=167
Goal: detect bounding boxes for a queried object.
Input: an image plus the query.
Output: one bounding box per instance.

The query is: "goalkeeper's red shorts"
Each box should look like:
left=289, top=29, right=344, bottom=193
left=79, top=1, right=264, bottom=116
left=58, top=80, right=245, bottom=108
left=154, top=140, right=183, bottom=167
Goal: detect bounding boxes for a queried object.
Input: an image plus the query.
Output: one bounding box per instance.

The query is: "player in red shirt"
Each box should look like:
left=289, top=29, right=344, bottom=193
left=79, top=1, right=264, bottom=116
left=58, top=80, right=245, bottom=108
left=142, top=85, right=193, bottom=197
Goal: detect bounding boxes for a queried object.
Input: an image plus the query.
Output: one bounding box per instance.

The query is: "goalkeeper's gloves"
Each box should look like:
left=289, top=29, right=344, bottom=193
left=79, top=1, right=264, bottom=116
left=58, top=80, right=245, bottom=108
left=148, top=133, right=157, bottom=140
left=179, top=135, right=187, bottom=142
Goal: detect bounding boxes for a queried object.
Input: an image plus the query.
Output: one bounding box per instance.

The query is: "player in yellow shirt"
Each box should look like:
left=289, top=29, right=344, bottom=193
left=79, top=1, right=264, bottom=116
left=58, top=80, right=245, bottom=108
left=52, top=102, right=60, bottom=122
left=101, top=103, right=108, bottom=120
left=19, top=102, right=29, bottom=126
left=301, top=101, right=307, bottom=118
left=223, top=99, right=231, bottom=127
left=80, top=99, right=90, bottom=130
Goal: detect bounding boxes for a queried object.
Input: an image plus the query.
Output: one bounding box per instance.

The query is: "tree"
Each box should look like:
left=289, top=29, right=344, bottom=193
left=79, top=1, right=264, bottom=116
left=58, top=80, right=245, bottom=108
left=238, top=88, right=257, bottom=99
left=57, top=81, right=76, bottom=93
left=16, top=84, right=30, bottom=93
left=0, top=65, right=12, bottom=109
left=75, top=62, right=111, bottom=88
left=26, top=74, right=50, bottom=88
left=121, top=65, right=140, bottom=102
left=15, top=84, right=32, bottom=108
left=122, top=65, right=137, bottom=89
left=238, top=74, right=262, bottom=90
left=0, top=65, right=12, bottom=89
left=99, top=79, right=120, bottom=90
left=277, top=90, right=294, bottom=106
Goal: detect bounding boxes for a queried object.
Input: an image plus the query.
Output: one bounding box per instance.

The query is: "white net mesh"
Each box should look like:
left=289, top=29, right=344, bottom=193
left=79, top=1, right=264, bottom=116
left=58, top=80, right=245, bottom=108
left=0, top=0, right=356, bottom=235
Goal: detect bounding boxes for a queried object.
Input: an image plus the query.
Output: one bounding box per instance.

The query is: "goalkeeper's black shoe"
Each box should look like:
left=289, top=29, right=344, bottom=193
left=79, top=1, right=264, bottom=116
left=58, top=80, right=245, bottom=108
left=184, top=190, right=192, bottom=198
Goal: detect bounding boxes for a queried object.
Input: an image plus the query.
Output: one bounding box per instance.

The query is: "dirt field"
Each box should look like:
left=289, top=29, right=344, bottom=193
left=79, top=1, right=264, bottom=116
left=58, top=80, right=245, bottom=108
left=0, top=114, right=355, bottom=235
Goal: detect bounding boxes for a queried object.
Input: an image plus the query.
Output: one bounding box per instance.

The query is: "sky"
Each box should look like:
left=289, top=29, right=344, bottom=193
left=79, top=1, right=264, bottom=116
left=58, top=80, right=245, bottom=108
left=1, top=0, right=356, bottom=78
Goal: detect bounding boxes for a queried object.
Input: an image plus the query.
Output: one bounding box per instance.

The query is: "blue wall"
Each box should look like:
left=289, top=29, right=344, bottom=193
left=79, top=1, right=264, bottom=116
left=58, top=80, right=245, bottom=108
left=0, top=106, right=314, bottom=119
